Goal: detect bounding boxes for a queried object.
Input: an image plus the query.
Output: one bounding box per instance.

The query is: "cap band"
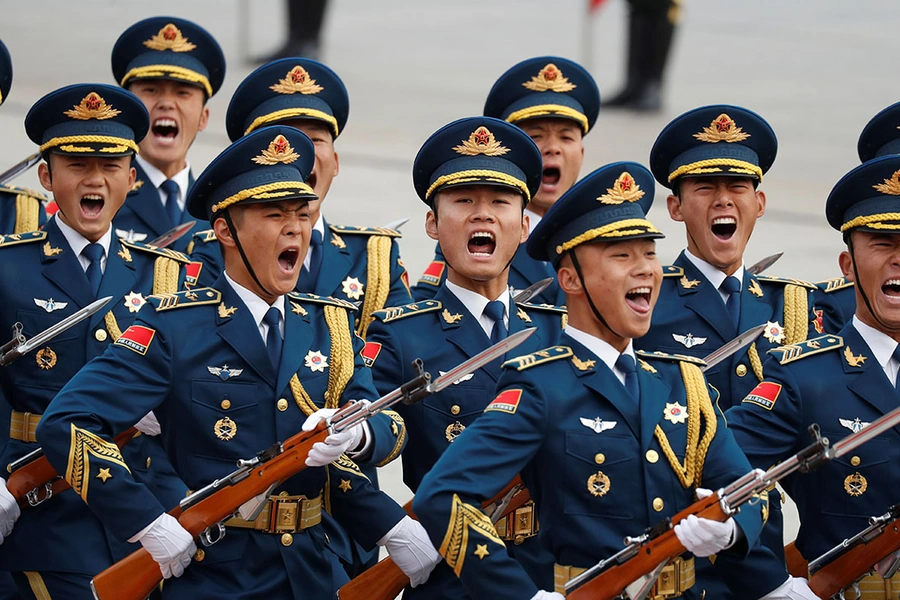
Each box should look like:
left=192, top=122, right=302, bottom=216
left=505, top=104, right=589, bottom=133
left=556, top=218, right=662, bottom=254
left=841, top=212, right=900, bottom=233
left=244, top=107, right=339, bottom=138
left=211, top=180, right=315, bottom=214
left=121, top=64, right=213, bottom=97
left=668, top=158, right=763, bottom=183
left=425, top=169, right=530, bottom=202
left=40, top=135, right=140, bottom=154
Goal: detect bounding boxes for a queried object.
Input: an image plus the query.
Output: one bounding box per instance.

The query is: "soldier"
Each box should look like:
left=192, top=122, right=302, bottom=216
left=0, top=84, right=194, bottom=598
left=413, top=56, right=600, bottom=305
left=365, top=116, right=566, bottom=597
left=189, top=58, right=412, bottom=339
left=109, top=16, right=225, bottom=252
left=413, top=161, right=763, bottom=600
left=36, top=126, right=439, bottom=597
left=725, top=154, right=900, bottom=597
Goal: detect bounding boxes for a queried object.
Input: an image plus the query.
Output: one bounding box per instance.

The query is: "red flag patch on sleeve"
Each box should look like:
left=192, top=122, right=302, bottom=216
left=184, top=261, right=203, bottom=287
left=485, top=389, right=523, bottom=415
left=742, top=381, right=782, bottom=410
left=114, top=325, right=156, bottom=356
left=417, top=261, right=445, bottom=287
left=361, top=341, right=382, bottom=367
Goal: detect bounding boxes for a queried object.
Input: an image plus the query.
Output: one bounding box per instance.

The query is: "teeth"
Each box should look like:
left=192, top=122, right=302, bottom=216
left=713, top=217, right=736, bottom=225
left=885, top=280, right=900, bottom=286
left=627, top=287, right=650, bottom=295
left=469, top=231, right=494, bottom=241
left=82, top=194, right=102, bottom=200
left=154, top=118, right=177, bottom=128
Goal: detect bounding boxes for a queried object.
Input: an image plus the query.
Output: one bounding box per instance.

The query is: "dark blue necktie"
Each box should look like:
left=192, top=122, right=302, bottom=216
left=615, top=353, right=640, bottom=400
left=893, top=345, right=900, bottom=388
left=297, top=229, right=323, bottom=291
left=82, top=243, right=104, bottom=297
left=484, top=300, right=507, bottom=343
left=161, top=179, right=181, bottom=227
left=263, top=307, right=283, bottom=369
left=720, top=275, right=741, bottom=331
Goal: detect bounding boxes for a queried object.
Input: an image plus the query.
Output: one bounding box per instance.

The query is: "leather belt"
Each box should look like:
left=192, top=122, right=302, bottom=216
left=495, top=499, right=539, bottom=544
left=10, top=411, right=41, bottom=443
left=554, top=556, right=695, bottom=599
left=224, top=492, right=323, bottom=534
left=838, top=572, right=900, bottom=600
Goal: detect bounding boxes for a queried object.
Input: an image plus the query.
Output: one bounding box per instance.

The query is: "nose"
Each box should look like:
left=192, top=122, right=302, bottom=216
left=713, top=183, right=734, bottom=208
left=541, top=133, right=561, bottom=156
left=470, top=199, right=496, bottom=223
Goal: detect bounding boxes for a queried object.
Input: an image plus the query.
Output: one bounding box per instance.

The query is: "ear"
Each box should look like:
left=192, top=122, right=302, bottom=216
left=332, top=150, right=340, bottom=178
left=127, top=165, right=137, bottom=189
left=197, top=105, right=210, bottom=133
left=38, top=162, right=52, bottom=192
left=519, top=212, right=530, bottom=244
left=425, top=209, right=439, bottom=241
left=213, top=216, right=234, bottom=248
left=557, top=258, right=583, bottom=296
left=666, top=193, right=684, bottom=222
left=839, top=248, right=855, bottom=282
left=755, top=189, right=767, bottom=218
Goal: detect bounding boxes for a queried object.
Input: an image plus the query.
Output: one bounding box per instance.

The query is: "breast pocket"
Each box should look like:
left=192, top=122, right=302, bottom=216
left=422, top=383, right=493, bottom=445
left=564, top=430, right=639, bottom=520
left=819, top=432, right=894, bottom=518
left=190, top=380, right=263, bottom=467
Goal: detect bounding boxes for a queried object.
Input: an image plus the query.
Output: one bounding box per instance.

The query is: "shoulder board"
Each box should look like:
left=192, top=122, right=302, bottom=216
left=147, top=288, right=222, bottom=311
left=635, top=350, right=707, bottom=367
left=0, top=231, right=46, bottom=248
left=120, top=240, right=190, bottom=263
left=191, top=229, right=217, bottom=244
left=515, top=301, right=567, bottom=314
left=816, top=276, right=853, bottom=293
left=662, top=265, right=684, bottom=277
left=756, top=275, right=816, bottom=290
left=0, top=185, right=48, bottom=201
left=766, top=334, right=843, bottom=365
left=502, top=346, right=573, bottom=371
left=287, top=292, right=358, bottom=311
left=329, top=224, right=401, bottom=238
left=371, top=299, right=441, bottom=323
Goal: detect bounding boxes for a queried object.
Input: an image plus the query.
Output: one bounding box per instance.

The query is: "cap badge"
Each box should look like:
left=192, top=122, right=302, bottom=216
left=64, top=92, right=121, bottom=121
left=596, top=171, right=645, bottom=204
left=253, top=134, right=300, bottom=165
left=693, top=113, right=750, bottom=144
left=522, top=63, right=576, bottom=93
left=873, top=168, right=900, bottom=195
left=143, top=23, right=197, bottom=52
left=270, top=65, right=324, bottom=95
left=452, top=126, right=510, bottom=157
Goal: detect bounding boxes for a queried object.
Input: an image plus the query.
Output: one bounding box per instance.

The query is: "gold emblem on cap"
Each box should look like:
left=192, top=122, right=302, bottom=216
left=522, top=63, right=576, bottom=93
left=64, top=92, right=122, bottom=121
left=587, top=471, right=610, bottom=497
left=693, top=113, right=751, bottom=144
left=253, top=134, right=300, bottom=166
left=214, top=416, right=237, bottom=441
left=452, top=126, right=510, bottom=157
left=872, top=169, right=900, bottom=195
left=270, top=65, right=324, bottom=95
left=596, top=171, right=645, bottom=205
left=143, top=23, right=197, bottom=52
left=36, top=347, right=57, bottom=370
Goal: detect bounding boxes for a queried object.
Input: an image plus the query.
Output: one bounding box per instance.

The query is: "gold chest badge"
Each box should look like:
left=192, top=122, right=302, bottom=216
left=445, top=421, right=466, bottom=443
left=587, top=471, right=610, bottom=497
left=36, top=347, right=57, bottom=370
left=844, top=472, right=867, bottom=496
left=214, top=417, right=237, bottom=441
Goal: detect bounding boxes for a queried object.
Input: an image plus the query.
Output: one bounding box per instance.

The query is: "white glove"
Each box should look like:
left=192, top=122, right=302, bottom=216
left=134, top=411, right=161, bottom=436
left=759, top=576, right=821, bottom=599
left=673, top=489, right=736, bottom=557
left=530, top=592, right=565, bottom=600
left=0, top=477, right=20, bottom=544
left=377, top=515, right=440, bottom=587
left=302, top=403, right=369, bottom=467
left=134, top=513, right=196, bottom=579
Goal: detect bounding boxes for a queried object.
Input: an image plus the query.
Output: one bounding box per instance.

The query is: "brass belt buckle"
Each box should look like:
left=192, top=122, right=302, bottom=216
left=513, top=503, right=535, bottom=545
left=651, top=558, right=681, bottom=599
left=271, top=498, right=300, bottom=533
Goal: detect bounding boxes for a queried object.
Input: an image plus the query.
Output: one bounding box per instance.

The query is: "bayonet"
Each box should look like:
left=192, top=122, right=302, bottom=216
left=512, top=277, right=555, bottom=304
left=0, top=152, right=41, bottom=186
left=700, top=324, right=765, bottom=371
left=147, top=220, right=196, bottom=249
left=746, top=252, right=783, bottom=276
left=383, top=217, right=409, bottom=230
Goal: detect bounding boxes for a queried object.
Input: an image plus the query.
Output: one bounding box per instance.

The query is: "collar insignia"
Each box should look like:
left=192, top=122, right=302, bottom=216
left=580, top=416, right=616, bottom=433
left=639, top=359, right=657, bottom=373
left=42, top=242, right=62, bottom=257
left=672, top=333, right=706, bottom=348
left=253, top=134, right=300, bottom=165
left=341, top=276, right=364, bottom=300
left=304, top=350, right=328, bottom=373
left=873, top=169, right=900, bottom=195
left=516, top=307, right=532, bottom=323
left=693, top=113, right=751, bottom=144
left=290, top=301, right=307, bottom=316
left=844, top=346, right=867, bottom=367
left=839, top=417, right=870, bottom=434
left=218, top=303, right=237, bottom=319
left=123, top=292, right=146, bottom=314
left=571, top=355, right=595, bottom=371
left=442, top=309, right=463, bottom=324
left=131, top=180, right=145, bottom=192
left=679, top=276, right=700, bottom=289
left=747, top=279, right=764, bottom=297
left=64, top=92, right=122, bottom=121
left=453, top=126, right=510, bottom=157
left=270, top=65, right=324, bottom=95
left=596, top=171, right=645, bottom=205
left=117, top=245, right=133, bottom=263
left=207, top=364, right=244, bottom=381
left=33, top=298, right=67, bottom=313
left=664, top=401, right=688, bottom=425
left=522, top=63, right=576, bottom=93
left=143, top=23, right=197, bottom=52
left=762, top=321, right=785, bottom=344
left=439, top=370, right=473, bottom=385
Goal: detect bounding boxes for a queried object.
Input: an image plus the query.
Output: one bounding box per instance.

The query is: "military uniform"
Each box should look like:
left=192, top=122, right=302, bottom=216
left=813, top=276, right=854, bottom=334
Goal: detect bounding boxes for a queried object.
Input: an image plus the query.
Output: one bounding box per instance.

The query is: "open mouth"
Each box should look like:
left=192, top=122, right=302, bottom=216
left=625, top=286, right=652, bottom=313
left=467, top=231, right=496, bottom=257
left=541, top=167, right=560, bottom=188
left=882, top=279, right=900, bottom=298
left=151, top=118, right=179, bottom=141
left=711, top=217, right=737, bottom=240
left=80, top=194, right=105, bottom=217
left=278, top=248, right=299, bottom=272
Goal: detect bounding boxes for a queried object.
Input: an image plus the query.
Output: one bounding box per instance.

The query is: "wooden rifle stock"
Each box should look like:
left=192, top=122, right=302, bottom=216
left=337, top=476, right=529, bottom=600
left=783, top=541, right=808, bottom=578
left=7, top=427, right=137, bottom=508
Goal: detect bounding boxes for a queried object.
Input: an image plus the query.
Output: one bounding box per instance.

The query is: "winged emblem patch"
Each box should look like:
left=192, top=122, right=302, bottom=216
left=207, top=364, right=244, bottom=381
left=34, top=298, right=68, bottom=313
left=579, top=417, right=617, bottom=434
left=839, top=417, right=870, bottom=434
left=672, top=333, right=706, bottom=349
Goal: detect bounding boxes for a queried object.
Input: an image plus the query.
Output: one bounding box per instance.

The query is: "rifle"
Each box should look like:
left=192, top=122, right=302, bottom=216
left=564, top=402, right=900, bottom=600
left=89, top=328, right=536, bottom=600
left=785, top=504, right=900, bottom=598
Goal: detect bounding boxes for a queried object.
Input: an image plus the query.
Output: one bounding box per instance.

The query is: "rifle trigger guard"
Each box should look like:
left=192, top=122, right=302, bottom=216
left=25, top=483, right=53, bottom=507
left=199, top=522, right=226, bottom=547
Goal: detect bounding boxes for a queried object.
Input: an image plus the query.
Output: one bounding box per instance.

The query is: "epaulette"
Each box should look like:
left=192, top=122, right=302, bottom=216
left=191, top=229, right=217, bottom=243
left=0, top=231, right=46, bottom=248
left=329, top=224, right=401, bottom=238
left=0, top=184, right=49, bottom=201
left=636, top=350, right=707, bottom=367
left=120, top=239, right=190, bottom=263
left=502, top=346, right=573, bottom=371
left=515, top=301, right=567, bottom=314
left=147, top=288, right=222, bottom=311
left=370, top=299, right=441, bottom=323
left=287, top=291, right=358, bottom=311
left=817, top=276, right=853, bottom=293
left=756, top=275, right=816, bottom=290
left=766, top=334, right=843, bottom=365
left=662, top=265, right=684, bottom=277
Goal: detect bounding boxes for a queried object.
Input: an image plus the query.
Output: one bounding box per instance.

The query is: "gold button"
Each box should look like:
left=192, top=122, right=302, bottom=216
left=145, top=457, right=151, bottom=468
left=646, top=450, right=659, bottom=463
left=279, top=490, right=289, bottom=497
left=95, top=329, right=108, bottom=342
left=653, top=497, right=664, bottom=512
left=450, top=405, right=460, bottom=415
left=851, top=456, right=861, bottom=467
left=735, top=364, right=747, bottom=377
left=594, top=453, right=605, bottom=465
left=194, top=549, right=205, bottom=562
left=281, top=533, right=293, bottom=547
left=220, top=399, right=231, bottom=410
left=277, top=398, right=288, bottom=412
